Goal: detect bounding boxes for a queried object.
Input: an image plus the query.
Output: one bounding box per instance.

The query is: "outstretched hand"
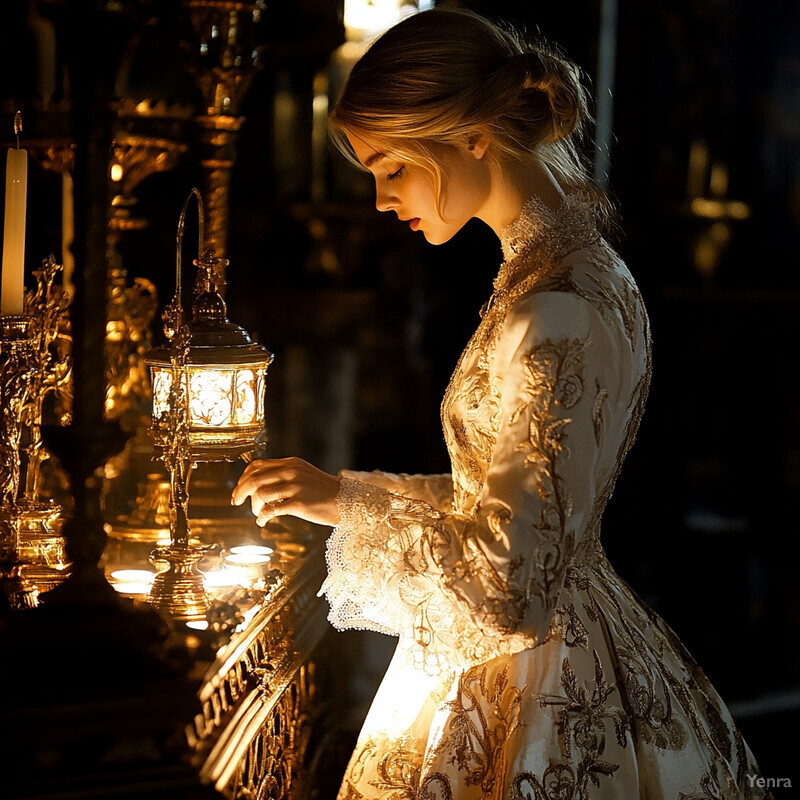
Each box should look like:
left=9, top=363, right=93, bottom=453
left=231, top=456, right=341, bottom=528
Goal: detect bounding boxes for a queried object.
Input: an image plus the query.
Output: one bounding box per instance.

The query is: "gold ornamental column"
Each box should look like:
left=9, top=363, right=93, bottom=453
left=185, top=0, right=266, bottom=280
left=106, top=117, right=190, bottom=430
left=100, top=103, right=192, bottom=544
left=195, top=114, right=242, bottom=273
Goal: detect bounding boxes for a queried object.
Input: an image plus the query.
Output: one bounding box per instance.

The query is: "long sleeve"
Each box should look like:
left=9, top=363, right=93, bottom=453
left=320, top=289, right=626, bottom=675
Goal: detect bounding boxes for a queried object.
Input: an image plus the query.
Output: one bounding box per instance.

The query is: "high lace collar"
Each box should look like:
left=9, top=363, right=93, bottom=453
left=494, top=191, right=599, bottom=293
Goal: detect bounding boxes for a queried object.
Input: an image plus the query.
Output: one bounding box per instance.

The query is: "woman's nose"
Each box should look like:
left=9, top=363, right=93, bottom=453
left=375, top=185, right=397, bottom=213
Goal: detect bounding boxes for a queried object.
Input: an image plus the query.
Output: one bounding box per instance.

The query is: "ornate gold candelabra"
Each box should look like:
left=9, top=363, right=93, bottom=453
left=0, top=256, right=73, bottom=607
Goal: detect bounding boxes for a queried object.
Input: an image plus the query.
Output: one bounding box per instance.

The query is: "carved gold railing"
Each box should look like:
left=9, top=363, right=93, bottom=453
left=187, top=530, right=330, bottom=799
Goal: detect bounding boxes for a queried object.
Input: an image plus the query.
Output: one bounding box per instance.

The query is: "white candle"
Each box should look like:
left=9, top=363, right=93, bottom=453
left=1, top=145, right=27, bottom=315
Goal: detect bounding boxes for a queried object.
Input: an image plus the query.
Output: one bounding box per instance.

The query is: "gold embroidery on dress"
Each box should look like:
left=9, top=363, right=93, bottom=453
left=434, top=664, right=525, bottom=798
left=340, top=736, right=423, bottom=800
left=497, top=192, right=600, bottom=280
left=370, top=746, right=424, bottom=797
left=541, top=602, right=591, bottom=649
left=511, top=336, right=590, bottom=609
left=511, top=650, right=629, bottom=798
left=677, top=771, right=726, bottom=800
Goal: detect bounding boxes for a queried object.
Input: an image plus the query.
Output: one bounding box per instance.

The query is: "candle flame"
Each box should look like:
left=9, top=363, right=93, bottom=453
left=13, top=111, right=22, bottom=147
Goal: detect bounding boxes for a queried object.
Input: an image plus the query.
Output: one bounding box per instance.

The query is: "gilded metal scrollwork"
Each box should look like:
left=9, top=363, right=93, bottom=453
left=104, top=269, right=159, bottom=429
left=0, top=318, right=34, bottom=512
left=233, top=663, right=315, bottom=800
left=0, top=256, right=73, bottom=601
left=189, top=547, right=330, bottom=799
left=22, top=255, right=73, bottom=443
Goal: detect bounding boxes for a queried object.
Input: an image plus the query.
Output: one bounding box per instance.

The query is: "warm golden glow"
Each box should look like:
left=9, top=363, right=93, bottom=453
left=346, top=0, right=400, bottom=37
left=235, top=604, right=261, bottom=633
left=235, top=369, right=257, bottom=422
left=356, top=659, right=440, bottom=735
left=225, top=552, right=270, bottom=566
left=111, top=569, right=157, bottom=582
left=691, top=197, right=750, bottom=221
left=106, top=319, right=125, bottom=341
left=110, top=163, right=123, bottom=182
left=203, top=567, right=248, bottom=588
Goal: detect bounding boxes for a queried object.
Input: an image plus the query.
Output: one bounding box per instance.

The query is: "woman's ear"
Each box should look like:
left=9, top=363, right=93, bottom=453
left=466, top=130, right=490, bottom=160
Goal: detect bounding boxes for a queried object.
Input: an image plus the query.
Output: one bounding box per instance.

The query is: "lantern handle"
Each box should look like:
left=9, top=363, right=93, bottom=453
left=175, top=188, right=205, bottom=298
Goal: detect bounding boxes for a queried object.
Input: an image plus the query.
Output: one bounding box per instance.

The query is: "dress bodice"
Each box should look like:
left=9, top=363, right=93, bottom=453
left=441, top=191, right=649, bottom=527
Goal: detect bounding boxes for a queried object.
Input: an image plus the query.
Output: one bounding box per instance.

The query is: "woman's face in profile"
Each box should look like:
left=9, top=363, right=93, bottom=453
left=346, top=131, right=491, bottom=245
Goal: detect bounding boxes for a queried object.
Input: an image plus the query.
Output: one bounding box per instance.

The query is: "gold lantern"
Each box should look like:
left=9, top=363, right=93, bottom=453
left=143, top=189, right=273, bottom=621
left=146, top=200, right=273, bottom=464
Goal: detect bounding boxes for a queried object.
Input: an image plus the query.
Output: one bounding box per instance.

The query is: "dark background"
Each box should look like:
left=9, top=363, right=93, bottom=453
left=0, top=0, right=797, bottom=795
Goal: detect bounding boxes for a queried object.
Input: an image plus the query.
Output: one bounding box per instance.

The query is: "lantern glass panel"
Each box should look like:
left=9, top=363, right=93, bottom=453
left=235, top=369, right=257, bottom=424
left=189, top=369, right=234, bottom=427
left=152, top=368, right=173, bottom=419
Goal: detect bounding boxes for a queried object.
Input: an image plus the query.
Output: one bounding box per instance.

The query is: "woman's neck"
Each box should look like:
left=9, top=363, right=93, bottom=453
left=478, top=156, right=565, bottom=239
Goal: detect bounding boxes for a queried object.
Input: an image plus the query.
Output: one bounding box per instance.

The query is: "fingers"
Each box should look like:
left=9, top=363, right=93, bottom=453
left=230, top=456, right=340, bottom=528
left=250, top=485, right=291, bottom=517
left=231, top=457, right=298, bottom=507
left=256, top=494, right=294, bottom=527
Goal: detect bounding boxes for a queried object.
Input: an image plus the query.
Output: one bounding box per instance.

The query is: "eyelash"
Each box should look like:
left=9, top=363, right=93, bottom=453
left=386, top=166, right=405, bottom=182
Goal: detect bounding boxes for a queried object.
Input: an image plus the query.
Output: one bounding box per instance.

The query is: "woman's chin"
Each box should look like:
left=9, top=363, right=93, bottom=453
left=422, top=227, right=457, bottom=246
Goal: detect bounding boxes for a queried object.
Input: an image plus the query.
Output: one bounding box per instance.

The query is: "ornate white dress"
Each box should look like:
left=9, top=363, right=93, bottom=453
left=319, top=193, right=770, bottom=800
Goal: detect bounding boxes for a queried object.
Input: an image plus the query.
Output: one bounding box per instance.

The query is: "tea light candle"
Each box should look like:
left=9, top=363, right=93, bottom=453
left=1, top=113, right=27, bottom=316
left=110, top=569, right=156, bottom=596
left=228, top=545, right=274, bottom=561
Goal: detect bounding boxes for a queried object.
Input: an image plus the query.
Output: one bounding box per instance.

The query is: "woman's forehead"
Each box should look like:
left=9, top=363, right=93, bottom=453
left=345, top=130, right=393, bottom=167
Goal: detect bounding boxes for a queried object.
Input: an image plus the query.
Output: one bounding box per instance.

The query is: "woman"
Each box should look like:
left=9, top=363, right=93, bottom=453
left=233, top=8, right=771, bottom=799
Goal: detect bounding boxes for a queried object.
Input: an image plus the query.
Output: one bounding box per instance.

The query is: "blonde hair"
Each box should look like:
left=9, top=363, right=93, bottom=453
left=329, top=7, right=615, bottom=231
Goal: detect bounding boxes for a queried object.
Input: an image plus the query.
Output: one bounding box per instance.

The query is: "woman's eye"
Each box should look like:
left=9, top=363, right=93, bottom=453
left=386, top=166, right=405, bottom=182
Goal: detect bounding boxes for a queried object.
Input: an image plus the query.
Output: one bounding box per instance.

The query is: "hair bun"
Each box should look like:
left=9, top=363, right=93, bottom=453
left=509, top=49, right=582, bottom=143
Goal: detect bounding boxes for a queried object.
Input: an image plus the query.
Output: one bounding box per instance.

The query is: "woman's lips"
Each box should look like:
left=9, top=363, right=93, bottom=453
left=409, top=217, right=421, bottom=231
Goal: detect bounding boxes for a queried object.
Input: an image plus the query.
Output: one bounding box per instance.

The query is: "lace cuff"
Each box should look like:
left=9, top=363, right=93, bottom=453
left=319, top=476, right=534, bottom=676
left=318, top=477, right=411, bottom=638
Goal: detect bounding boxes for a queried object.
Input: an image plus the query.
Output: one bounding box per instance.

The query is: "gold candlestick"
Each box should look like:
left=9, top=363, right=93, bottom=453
left=18, top=256, right=72, bottom=592
left=0, top=256, right=73, bottom=606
